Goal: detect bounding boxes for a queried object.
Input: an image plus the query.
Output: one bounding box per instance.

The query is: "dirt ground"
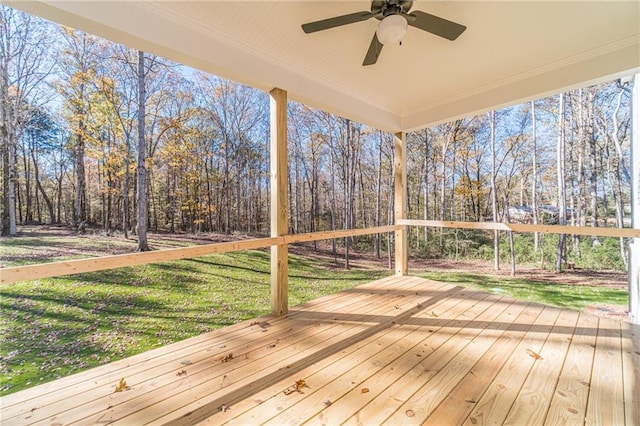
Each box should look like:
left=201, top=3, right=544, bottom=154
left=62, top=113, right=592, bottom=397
left=3, top=225, right=631, bottom=321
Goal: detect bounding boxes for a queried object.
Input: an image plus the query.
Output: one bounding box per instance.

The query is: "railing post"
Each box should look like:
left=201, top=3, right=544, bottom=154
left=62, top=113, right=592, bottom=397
left=394, top=132, right=407, bottom=276
left=270, top=88, right=288, bottom=316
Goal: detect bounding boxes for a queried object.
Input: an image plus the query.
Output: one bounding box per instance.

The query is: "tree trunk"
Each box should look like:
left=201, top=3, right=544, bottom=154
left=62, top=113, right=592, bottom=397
left=123, top=136, right=131, bottom=238
left=7, top=131, right=17, bottom=234
left=31, top=146, right=54, bottom=223
left=439, top=136, right=447, bottom=253
left=1, top=44, right=10, bottom=235
left=74, top=116, right=87, bottom=229
left=587, top=90, right=600, bottom=246
left=136, top=50, right=149, bottom=251
left=375, top=131, right=383, bottom=259
left=531, top=100, right=540, bottom=251
left=556, top=93, right=567, bottom=272
left=344, top=119, right=352, bottom=269
left=23, top=142, right=33, bottom=223
left=504, top=195, right=516, bottom=276
left=489, top=111, right=500, bottom=271
left=422, top=130, right=429, bottom=246
left=1, top=21, right=16, bottom=236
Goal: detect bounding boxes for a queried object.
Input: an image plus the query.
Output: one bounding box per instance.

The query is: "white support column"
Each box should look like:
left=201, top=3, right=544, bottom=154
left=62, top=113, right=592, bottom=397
left=270, top=88, right=288, bottom=316
left=394, top=132, right=408, bottom=276
left=629, top=73, right=640, bottom=324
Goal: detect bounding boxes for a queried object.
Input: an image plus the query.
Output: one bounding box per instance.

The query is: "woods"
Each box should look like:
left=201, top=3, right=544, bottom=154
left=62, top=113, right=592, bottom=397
left=0, top=6, right=634, bottom=270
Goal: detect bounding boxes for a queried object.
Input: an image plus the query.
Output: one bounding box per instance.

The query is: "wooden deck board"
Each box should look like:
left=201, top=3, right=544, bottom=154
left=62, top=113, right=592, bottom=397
left=212, top=284, right=470, bottom=425
left=503, top=308, right=579, bottom=425
left=422, top=302, right=543, bottom=425
left=544, top=312, right=598, bottom=425
left=463, top=305, right=562, bottom=425
left=270, top=290, right=496, bottom=426
left=0, top=275, right=636, bottom=426
left=380, top=297, right=525, bottom=425
left=585, top=317, right=626, bottom=425
left=621, top=321, right=640, bottom=425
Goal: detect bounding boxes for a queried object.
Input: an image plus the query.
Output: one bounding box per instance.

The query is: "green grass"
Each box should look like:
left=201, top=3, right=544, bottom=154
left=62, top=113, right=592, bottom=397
left=0, top=232, right=139, bottom=267
left=415, top=269, right=628, bottom=311
left=0, top=249, right=390, bottom=396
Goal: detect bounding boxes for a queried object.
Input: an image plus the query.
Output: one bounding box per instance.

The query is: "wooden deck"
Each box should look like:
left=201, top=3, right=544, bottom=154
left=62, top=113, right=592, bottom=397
left=1, top=275, right=638, bottom=425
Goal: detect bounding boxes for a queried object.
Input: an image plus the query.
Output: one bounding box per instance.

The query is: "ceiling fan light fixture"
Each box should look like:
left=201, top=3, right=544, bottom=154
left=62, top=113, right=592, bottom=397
left=376, top=14, right=407, bottom=44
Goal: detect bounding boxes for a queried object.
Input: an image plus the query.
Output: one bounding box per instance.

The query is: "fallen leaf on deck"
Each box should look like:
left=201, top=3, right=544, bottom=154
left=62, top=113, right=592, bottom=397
left=176, top=370, right=187, bottom=376
left=114, top=378, right=130, bottom=393
left=284, top=379, right=309, bottom=395
left=526, top=348, right=543, bottom=360
left=180, top=360, right=192, bottom=366
left=361, top=388, right=369, bottom=394
left=323, top=399, right=332, bottom=407
left=218, top=353, right=234, bottom=363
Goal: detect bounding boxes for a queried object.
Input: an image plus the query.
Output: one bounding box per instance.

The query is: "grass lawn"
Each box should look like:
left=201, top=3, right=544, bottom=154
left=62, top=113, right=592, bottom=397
left=416, top=270, right=628, bottom=311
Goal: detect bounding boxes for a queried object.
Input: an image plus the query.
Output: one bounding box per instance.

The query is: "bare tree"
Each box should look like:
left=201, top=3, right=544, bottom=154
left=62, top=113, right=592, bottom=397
left=530, top=100, right=540, bottom=251
left=489, top=110, right=499, bottom=270
left=1, top=6, right=53, bottom=235
left=57, top=27, right=104, bottom=229
left=586, top=90, right=600, bottom=246
left=556, top=93, right=567, bottom=272
left=136, top=50, right=149, bottom=251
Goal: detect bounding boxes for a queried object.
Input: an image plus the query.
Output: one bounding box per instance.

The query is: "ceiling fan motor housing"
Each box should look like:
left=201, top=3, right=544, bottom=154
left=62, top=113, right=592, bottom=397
left=372, top=0, right=414, bottom=19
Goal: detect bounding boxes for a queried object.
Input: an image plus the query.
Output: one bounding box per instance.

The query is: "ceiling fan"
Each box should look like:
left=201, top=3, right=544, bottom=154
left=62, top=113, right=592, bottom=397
left=301, top=0, right=466, bottom=66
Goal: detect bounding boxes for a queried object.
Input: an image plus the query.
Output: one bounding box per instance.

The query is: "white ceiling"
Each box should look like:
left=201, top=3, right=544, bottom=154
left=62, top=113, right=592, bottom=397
left=9, top=1, right=640, bottom=132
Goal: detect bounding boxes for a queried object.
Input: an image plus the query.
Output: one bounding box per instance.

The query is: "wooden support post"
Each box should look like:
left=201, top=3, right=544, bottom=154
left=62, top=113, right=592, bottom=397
left=630, top=73, right=640, bottom=325
left=270, top=88, right=288, bottom=316
left=394, top=131, right=407, bottom=276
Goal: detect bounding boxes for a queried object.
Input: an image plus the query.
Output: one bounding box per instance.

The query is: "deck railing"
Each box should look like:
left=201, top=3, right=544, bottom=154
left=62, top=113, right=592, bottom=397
left=0, top=225, right=402, bottom=284
left=2, top=222, right=639, bottom=285
left=398, top=219, right=640, bottom=239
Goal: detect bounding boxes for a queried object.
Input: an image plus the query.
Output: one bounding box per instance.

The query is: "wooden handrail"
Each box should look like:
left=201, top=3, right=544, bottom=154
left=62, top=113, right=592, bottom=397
left=398, top=219, right=640, bottom=238
left=0, top=225, right=402, bottom=284
left=284, top=225, right=400, bottom=244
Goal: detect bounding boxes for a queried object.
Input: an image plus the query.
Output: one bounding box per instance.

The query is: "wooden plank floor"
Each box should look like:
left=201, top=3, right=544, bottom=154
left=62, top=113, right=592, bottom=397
left=1, top=275, right=638, bottom=425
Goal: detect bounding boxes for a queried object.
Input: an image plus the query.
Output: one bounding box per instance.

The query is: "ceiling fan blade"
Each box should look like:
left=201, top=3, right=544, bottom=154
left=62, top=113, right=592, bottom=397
left=302, top=11, right=373, bottom=34
left=363, top=33, right=383, bottom=66
left=408, top=10, right=466, bottom=41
